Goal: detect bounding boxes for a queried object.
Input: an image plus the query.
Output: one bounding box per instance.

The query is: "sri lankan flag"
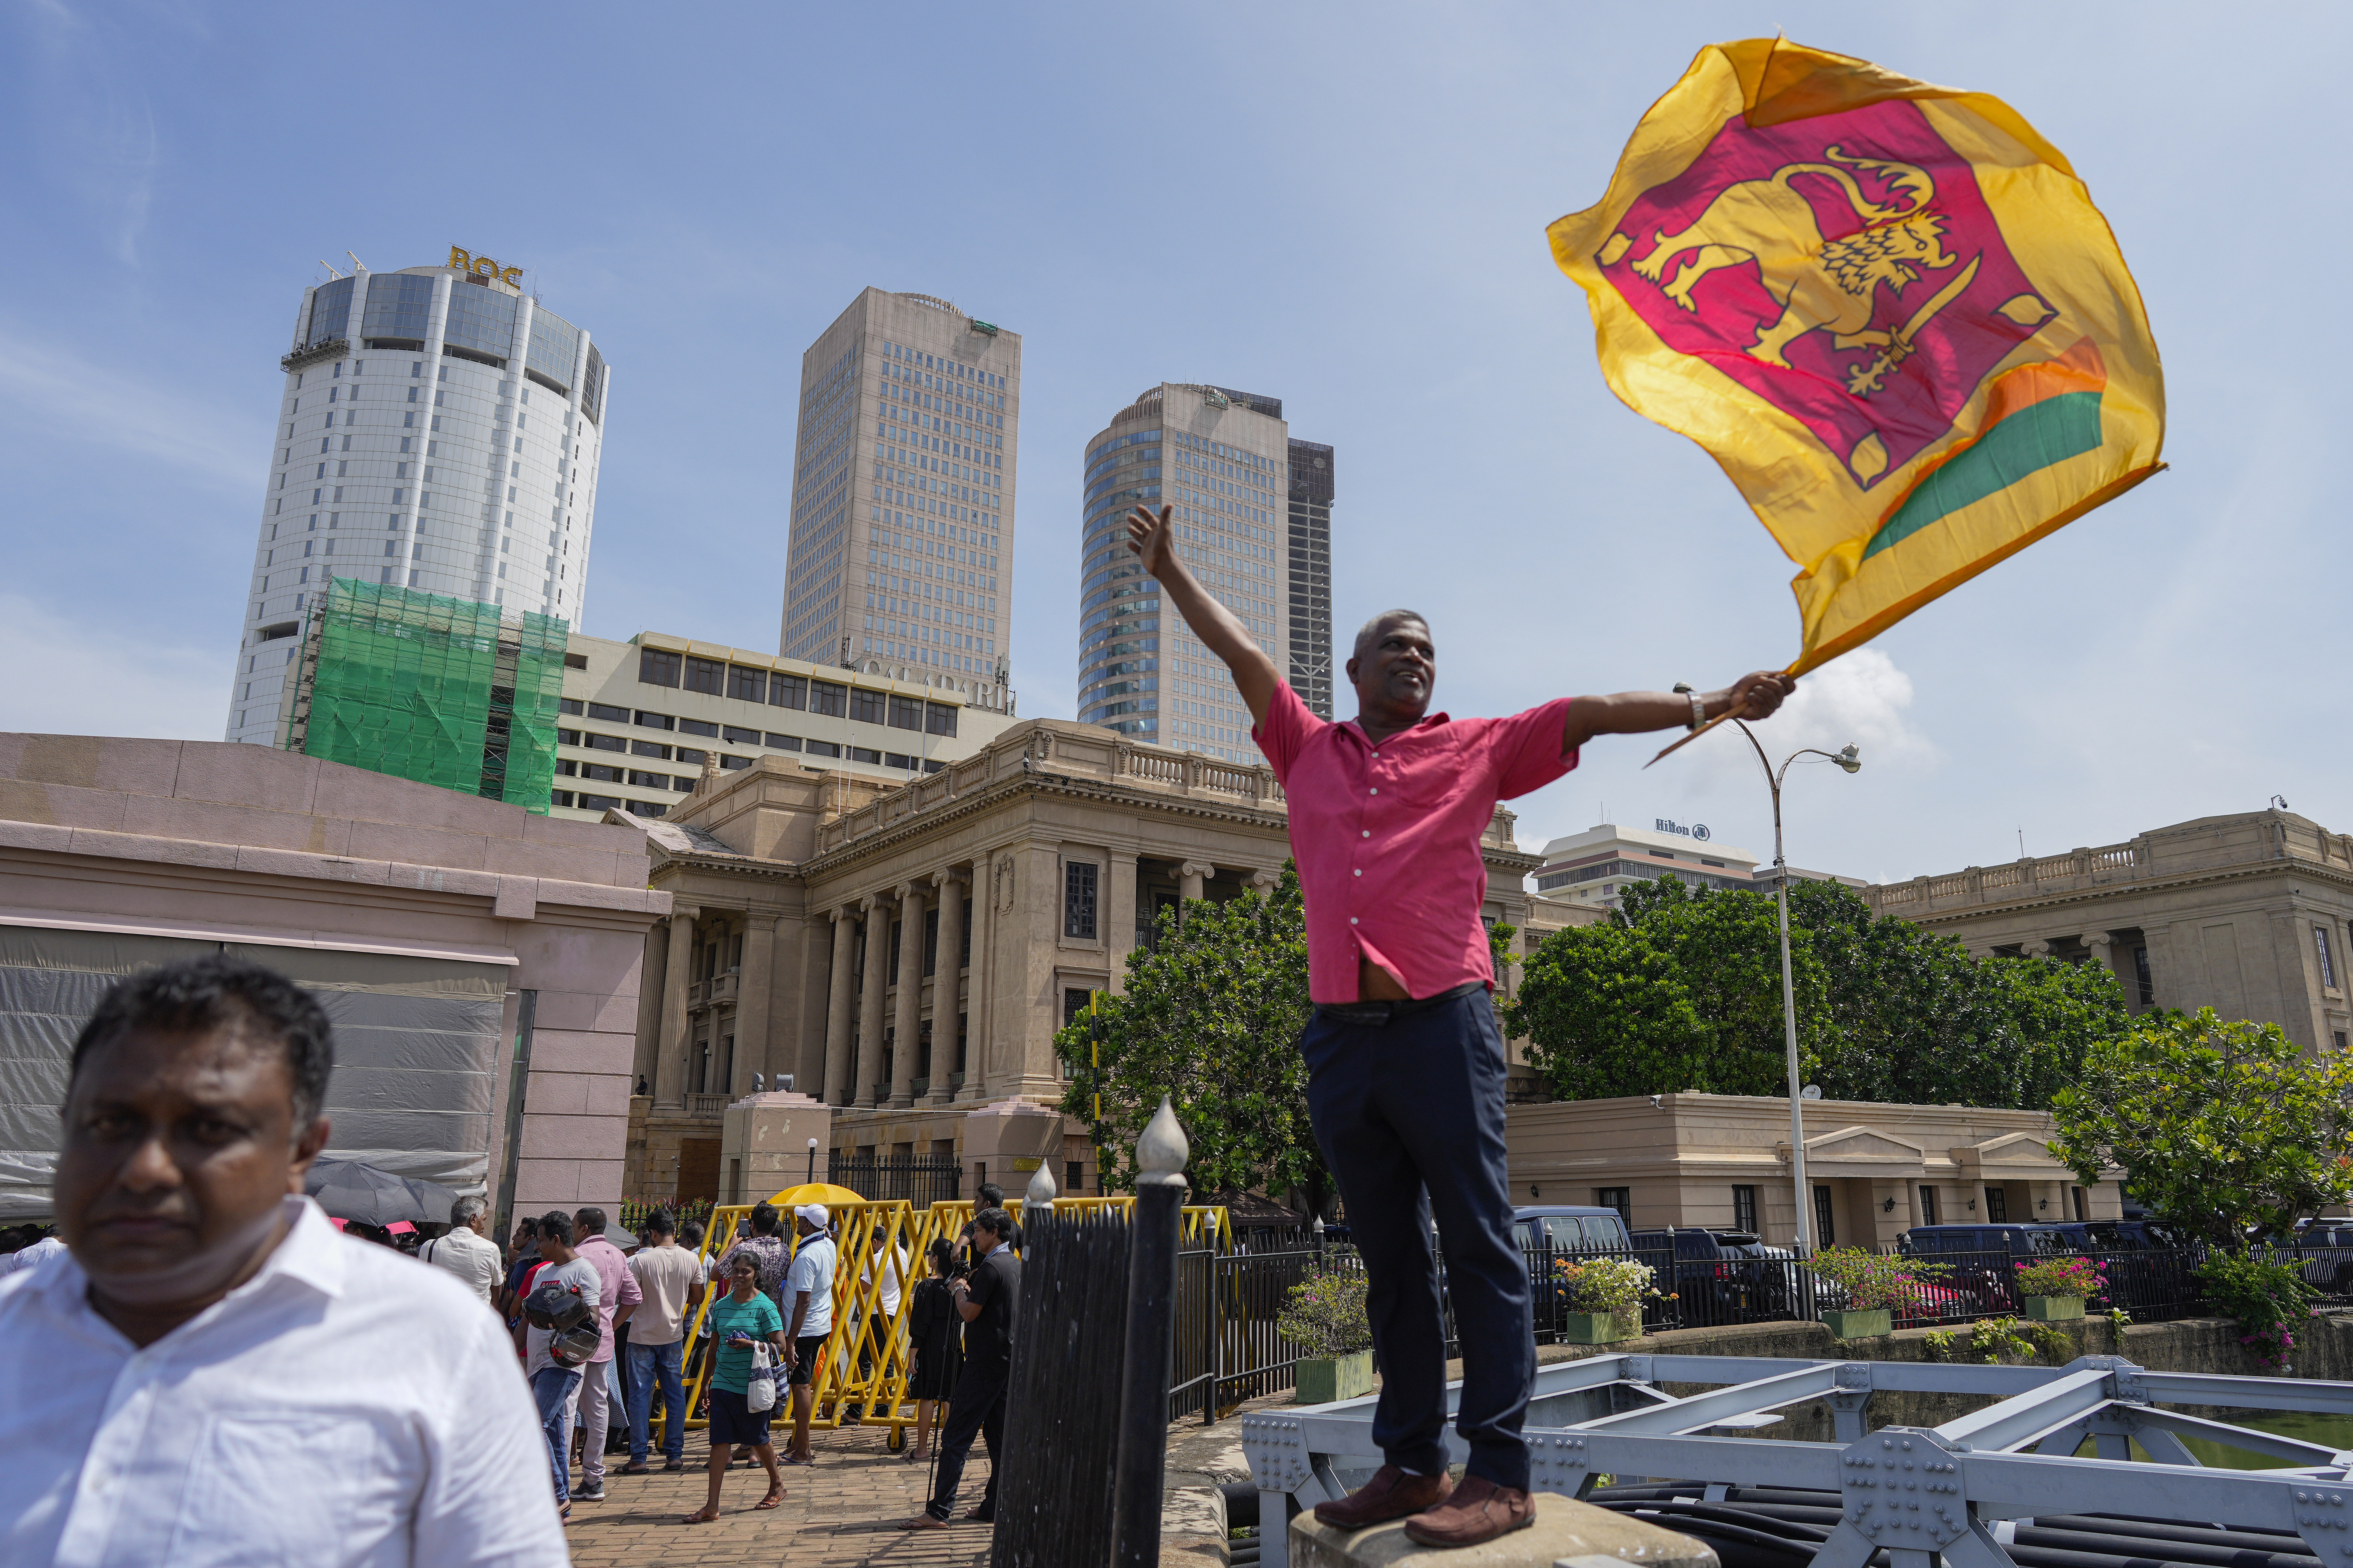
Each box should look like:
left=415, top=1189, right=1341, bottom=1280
left=1549, top=39, right=2164, bottom=674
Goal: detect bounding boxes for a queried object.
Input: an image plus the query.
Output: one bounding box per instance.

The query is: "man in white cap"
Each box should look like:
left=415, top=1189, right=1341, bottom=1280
left=779, top=1204, right=836, bottom=1466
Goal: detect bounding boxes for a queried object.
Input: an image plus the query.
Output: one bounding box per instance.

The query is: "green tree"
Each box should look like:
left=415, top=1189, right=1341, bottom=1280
left=1791, top=879, right=2129, bottom=1108
left=1054, top=866, right=1324, bottom=1204
left=2050, top=1009, right=2353, bottom=1247
left=1504, top=879, right=1825, bottom=1099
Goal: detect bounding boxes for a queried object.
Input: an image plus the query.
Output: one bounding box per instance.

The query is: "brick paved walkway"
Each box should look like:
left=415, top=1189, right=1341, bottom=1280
left=563, top=1423, right=994, bottom=1568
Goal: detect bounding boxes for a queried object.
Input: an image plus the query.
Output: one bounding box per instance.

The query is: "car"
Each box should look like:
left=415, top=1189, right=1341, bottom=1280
left=1626, top=1228, right=1780, bottom=1323
left=1512, top=1206, right=1634, bottom=1255
left=2086, top=1218, right=2190, bottom=1251
left=1897, top=1223, right=2091, bottom=1259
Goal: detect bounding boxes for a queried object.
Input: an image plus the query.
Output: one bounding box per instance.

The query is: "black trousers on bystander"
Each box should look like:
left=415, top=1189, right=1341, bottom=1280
left=924, top=1369, right=1006, bottom=1522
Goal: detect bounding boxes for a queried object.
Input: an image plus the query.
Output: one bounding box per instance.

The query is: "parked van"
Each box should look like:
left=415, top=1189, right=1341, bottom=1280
left=1896, top=1223, right=2089, bottom=1258
left=1512, top=1206, right=1633, bottom=1254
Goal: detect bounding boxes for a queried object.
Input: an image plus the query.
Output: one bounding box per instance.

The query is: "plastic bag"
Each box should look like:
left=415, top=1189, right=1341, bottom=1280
left=747, top=1341, right=777, bottom=1412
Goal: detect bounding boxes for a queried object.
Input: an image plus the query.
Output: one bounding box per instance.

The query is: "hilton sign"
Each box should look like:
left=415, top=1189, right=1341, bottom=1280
left=1654, top=818, right=1711, bottom=841
left=447, top=246, right=522, bottom=286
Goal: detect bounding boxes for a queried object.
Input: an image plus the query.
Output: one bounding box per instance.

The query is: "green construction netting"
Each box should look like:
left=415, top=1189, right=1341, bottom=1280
left=296, top=580, right=568, bottom=813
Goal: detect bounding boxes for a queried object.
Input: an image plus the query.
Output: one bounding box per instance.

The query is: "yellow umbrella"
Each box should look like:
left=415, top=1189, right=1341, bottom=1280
left=765, top=1182, right=865, bottom=1208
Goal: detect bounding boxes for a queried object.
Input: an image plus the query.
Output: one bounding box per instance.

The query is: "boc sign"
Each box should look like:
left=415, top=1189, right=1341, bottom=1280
left=448, top=246, right=523, bottom=286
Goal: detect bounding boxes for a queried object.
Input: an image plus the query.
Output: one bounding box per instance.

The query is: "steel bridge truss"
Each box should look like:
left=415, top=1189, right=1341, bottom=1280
left=1240, top=1354, right=2353, bottom=1568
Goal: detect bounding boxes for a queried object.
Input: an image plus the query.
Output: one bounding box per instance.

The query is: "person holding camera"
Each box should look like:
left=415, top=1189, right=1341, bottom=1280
left=904, top=1207, right=1019, bottom=1530
left=682, top=1254, right=787, bottom=1523
left=520, top=1212, right=603, bottom=1519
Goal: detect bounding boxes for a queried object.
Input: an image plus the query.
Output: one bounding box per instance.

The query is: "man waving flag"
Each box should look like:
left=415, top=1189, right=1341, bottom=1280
left=1550, top=38, right=2163, bottom=675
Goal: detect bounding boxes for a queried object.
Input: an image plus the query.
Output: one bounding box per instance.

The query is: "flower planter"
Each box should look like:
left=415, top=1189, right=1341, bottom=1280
left=1822, top=1308, right=1893, bottom=1340
left=2023, top=1295, right=2086, bottom=1321
left=1561, top=1310, right=1643, bottom=1345
left=1293, top=1350, right=1375, bottom=1405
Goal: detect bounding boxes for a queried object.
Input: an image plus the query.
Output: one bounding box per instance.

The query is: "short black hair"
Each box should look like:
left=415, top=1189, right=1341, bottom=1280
left=750, top=1201, right=779, bottom=1235
left=574, top=1206, right=607, bottom=1237
left=976, top=1183, right=1005, bottom=1208
left=536, top=1210, right=574, bottom=1247
left=644, top=1209, right=676, bottom=1237
left=974, top=1206, right=1013, bottom=1241
left=680, top=1220, right=705, bottom=1246
left=70, top=954, right=334, bottom=1128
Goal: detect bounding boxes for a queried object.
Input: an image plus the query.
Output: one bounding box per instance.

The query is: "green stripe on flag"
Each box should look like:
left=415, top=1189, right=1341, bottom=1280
left=1864, top=391, right=2105, bottom=561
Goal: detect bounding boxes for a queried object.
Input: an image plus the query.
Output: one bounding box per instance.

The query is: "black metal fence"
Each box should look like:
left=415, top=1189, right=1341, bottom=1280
left=1163, top=1238, right=2324, bottom=1423
left=827, top=1151, right=962, bottom=1207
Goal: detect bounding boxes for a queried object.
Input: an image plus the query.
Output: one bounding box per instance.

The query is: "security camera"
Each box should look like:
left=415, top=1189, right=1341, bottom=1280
left=1649, top=1094, right=1663, bottom=1109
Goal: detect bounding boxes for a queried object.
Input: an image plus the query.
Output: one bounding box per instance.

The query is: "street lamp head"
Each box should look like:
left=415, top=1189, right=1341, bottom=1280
left=1836, top=744, right=1861, bottom=774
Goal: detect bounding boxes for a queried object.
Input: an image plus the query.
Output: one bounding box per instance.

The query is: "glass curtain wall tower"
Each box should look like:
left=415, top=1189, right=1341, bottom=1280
left=1285, top=439, right=1336, bottom=720
left=227, top=255, right=608, bottom=744
left=778, top=288, right=1019, bottom=709
left=1079, top=384, right=1307, bottom=763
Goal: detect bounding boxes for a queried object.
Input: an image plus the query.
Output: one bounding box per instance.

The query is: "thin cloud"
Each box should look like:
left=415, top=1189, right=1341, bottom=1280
left=0, top=594, right=226, bottom=740
left=0, top=325, right=260, bottom=491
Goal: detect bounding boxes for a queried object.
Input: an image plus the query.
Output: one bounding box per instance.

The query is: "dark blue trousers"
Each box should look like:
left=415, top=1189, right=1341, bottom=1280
left=1299, top=988, right=1533, bottom=1491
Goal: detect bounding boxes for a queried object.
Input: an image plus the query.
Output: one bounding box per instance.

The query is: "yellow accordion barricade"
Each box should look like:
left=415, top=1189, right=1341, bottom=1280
left=655, top=1193, right=1233, bottom=1451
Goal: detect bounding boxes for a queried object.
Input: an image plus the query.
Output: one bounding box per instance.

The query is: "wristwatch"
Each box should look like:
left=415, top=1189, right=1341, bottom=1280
left=1673, top=682, right=1704, bottom=731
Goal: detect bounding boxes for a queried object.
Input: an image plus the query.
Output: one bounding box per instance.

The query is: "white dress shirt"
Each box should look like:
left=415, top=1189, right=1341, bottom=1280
left=417, top=1225, right=502, bottom=1304
left=0, top=1195, right=567, bottom=1568
left=4, top=1235, right=67, bottom=1273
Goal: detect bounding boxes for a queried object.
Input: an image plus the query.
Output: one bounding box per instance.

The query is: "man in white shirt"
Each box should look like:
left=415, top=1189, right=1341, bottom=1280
left=3, top=1228, right=66, bottom=1273
left=419, top=1195, right=501, bottom=1305
left=623, top=1210, right=703, bottom=1473
left=781, top=1203, right=837, bottom=1466
left=0, top=952, right=564, bottom=1566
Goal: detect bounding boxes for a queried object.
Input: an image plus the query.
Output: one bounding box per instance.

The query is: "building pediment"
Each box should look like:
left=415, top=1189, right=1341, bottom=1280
left=1796, top=1125, right=1926, bottom=1175
left=1953, top=1130, right=2073, bottom=1178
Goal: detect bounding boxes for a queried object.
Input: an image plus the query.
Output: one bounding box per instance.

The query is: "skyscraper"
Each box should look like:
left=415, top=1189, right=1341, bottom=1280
left=1078, top=384, right=1318, bottom=763
left=778, top=289, right=1018, bottom=707
left=226, top=250, right=608, bottom=744
left=1285, top=439, right=1336, bottom=719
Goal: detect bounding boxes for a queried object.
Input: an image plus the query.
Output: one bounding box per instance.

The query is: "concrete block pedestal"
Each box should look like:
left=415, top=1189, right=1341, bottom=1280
left=1289, top=1492, right=1718, bottom=1568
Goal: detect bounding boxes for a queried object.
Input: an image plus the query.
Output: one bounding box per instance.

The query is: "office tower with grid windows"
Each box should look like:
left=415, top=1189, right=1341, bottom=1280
left=226, top=252, right=609, bottom=745
left=777, top=288, right=1019, bottom=708
left=1078, top=384, right=1312, bottom=763
left=1285, top=439, right=1336, bottom=719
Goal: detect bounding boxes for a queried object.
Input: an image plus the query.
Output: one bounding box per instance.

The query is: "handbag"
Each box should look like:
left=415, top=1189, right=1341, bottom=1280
left=746, top=1340, right=778, bottom=1412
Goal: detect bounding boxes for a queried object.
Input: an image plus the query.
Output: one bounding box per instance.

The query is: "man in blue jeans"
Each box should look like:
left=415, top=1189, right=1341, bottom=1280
left=519, top=1213, right=600, bottom=1516
left=622, top=1210, right=704, bottom=1472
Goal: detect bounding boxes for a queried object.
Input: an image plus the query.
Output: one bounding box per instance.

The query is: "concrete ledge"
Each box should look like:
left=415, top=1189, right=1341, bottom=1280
left=1291, top=1493, right=1717, bottom=1568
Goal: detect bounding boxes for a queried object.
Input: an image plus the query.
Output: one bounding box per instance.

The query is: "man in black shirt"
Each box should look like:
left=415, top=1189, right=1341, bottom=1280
left=904, top=1208, right=1020, bottom=1529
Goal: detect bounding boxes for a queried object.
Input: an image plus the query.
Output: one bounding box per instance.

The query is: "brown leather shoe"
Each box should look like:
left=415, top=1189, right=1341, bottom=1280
left=1311, top=1464, right=1454, bottom=1529
left=1402, top=1475, right=1535, bottom=1547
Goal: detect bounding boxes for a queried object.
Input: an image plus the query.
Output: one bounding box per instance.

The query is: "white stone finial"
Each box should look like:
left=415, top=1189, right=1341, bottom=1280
left=1024, top=1160, right=1058, bottom=1208
left=1137, top=1095, right=1189, bottom=1187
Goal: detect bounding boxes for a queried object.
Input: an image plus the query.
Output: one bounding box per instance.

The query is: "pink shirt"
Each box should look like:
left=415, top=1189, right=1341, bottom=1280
left=1253, top=680, right=1577, bottom=1004
left=573, top=1235, right=643, bottom=1364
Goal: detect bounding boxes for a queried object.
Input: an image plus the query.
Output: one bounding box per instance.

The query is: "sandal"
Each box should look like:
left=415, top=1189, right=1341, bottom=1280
left=755, top=1489, right=785, bottom=1510
left=620, top=1461, right=651, bottom=1475
left=681, top=1506, right=719, bottom=1525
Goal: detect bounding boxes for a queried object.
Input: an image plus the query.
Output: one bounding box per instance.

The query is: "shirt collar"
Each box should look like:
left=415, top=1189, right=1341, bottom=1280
left=1340, top=711, right=1452, bottom=751
left=40, top=1195, right=344, bottom=1340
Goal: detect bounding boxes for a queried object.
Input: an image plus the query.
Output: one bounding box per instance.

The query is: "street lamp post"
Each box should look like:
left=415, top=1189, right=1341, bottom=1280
left=1733, top=723, right=1859, bottom=1254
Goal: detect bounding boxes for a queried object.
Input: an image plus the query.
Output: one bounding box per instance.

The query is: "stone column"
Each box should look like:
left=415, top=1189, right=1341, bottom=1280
left=1106, top=852, right=1140, bottom=994
left=653, top=907, right=699, bottom=1107
left=890, top=880, right=927, bottom=1107
left=2081, top=931, right=2117, bottom=988
left=821, top=908, right=856, bottom=1106
left=1179, top=859, right=1213, bottom=905
left=853, top=894, right=890, bottom=1109
left=2021, top=937, right=2054, bottom=959
left=735, top=912, right=777, bottom=1098
left=958, top=858, right=996, bottom=1105
left=1247, top=867, right=1280, bottom=895
left=930, top=869, right=968, bottom=1104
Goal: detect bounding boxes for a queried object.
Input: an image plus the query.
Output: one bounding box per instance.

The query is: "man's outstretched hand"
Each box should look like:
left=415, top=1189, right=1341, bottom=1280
left=1127, top=504, right=1174, bottom=578
left=1727, top=670, right=1796, bottom=721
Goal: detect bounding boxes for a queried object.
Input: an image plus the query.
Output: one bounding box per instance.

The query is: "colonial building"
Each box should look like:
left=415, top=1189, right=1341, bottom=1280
left=1505, top=1093, right=2122, bottom=1251
left=619, top=718, right=1552, bottom=1206
left=1868, top=808, right=2353, bottom=1053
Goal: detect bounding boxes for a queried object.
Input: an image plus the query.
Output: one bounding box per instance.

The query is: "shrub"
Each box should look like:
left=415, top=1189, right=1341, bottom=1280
left=2014, top=1256, right=2104, bottom=1299
left=1277, top=1269, right=1372, bottom=1358
left=1804, top=1245, right=1949, bottom=1310
left=1557, top=1255, right=1664, bottom=1315
left=2197, top=1252, right=2320, bottom=1370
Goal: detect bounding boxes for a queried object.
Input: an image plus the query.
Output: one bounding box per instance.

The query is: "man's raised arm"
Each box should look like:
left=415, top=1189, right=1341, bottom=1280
left=1126, top=504, right=1280, bottom=727
left=1562, top=672, right=1797, bottom=753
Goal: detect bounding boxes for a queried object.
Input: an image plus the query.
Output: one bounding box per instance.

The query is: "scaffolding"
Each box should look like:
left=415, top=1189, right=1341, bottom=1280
left=287, top=579, right=567, bottom=812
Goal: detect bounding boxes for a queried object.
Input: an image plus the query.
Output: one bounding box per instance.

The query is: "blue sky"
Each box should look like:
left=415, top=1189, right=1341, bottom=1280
left=4, top=2, right=2347, bottom=885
